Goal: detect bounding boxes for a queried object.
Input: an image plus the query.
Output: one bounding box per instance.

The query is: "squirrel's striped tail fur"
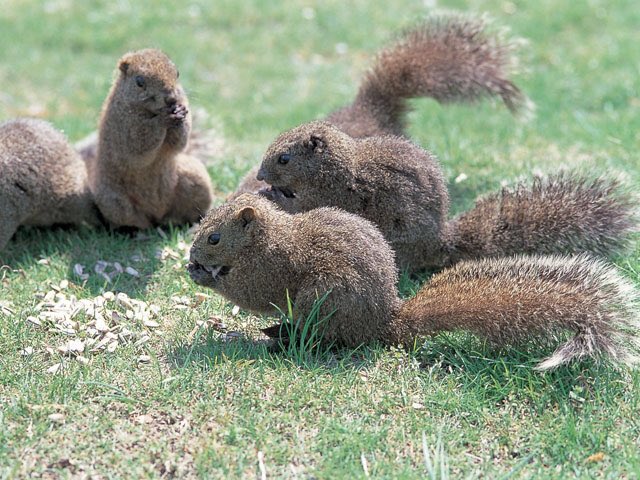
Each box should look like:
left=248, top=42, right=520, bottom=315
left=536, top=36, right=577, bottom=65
left=446, top=174, right=637, bottom=265
left=392, top=254, right=639, bottom=370
left=328, top=14, right=529, bottom=138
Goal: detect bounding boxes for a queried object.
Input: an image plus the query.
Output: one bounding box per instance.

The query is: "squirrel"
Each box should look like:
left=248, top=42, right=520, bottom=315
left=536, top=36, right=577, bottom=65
left=187, top=194, right=639, bottom=370
left=85, top=48, right=213, bottom=229
left=75, top=107, right=217, bottom=175
left=0, top=118, right=102, bottom=251
left=255, top=121, right=636, bottom=272
left=233, top=14, right=527, bottom=197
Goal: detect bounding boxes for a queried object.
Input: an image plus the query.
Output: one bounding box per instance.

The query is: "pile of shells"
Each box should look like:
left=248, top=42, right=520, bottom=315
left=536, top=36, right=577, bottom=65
left=23, top=281, right=165, bottom=371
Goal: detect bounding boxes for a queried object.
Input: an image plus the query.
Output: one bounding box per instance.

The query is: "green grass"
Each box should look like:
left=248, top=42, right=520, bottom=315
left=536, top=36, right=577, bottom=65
left=1, top=0, right=639, bottom=478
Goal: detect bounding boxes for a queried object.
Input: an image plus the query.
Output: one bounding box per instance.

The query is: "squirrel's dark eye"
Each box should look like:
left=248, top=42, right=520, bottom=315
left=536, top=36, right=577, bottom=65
left=208, top=233, right=220, bottom=245
left=278, top=153, right=291, bottom=165
left=135, top=75, right=146, bottom=88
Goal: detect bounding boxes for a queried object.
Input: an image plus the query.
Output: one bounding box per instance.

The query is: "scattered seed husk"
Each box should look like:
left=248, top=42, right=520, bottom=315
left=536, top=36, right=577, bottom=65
left=67, top=339, right=85, bottom=353
left=76, top=356, right=90, bottom=365
left=47, top=363, right=62, bottom=374
left=26, top=316, right=42, bottom=327
left=134, top=335, right=150, bottom=347
left=143, top=319, right=160, bottom=328
left=74, top=263, right=90, bottom=281
left=95, top=317, right=109, bottom=332
left=48, top=413, right=65, bottom=423
left=0, top=301, right=15, bottom=316
left=125, top=266, right=140, bottom=277
left=455, top=172, right=468, bottom=183
left=24, top=284, right=171, bottom=365
left=116, top=292, right=133, bottom=308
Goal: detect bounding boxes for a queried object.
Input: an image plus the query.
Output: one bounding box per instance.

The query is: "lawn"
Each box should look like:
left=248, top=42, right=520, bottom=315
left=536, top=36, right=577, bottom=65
left=1, top=0, right=639, bottom=478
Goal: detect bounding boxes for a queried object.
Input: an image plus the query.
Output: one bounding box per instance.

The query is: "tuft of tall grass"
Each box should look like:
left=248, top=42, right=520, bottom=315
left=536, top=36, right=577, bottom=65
left=272, top=290, right=337, bottom=367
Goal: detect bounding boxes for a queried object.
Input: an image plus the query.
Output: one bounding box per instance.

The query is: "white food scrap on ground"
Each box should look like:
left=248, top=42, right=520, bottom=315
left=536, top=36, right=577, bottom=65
left=74, top=260, right=143, bottom=283
left=24, top=283, right=164, bottom=371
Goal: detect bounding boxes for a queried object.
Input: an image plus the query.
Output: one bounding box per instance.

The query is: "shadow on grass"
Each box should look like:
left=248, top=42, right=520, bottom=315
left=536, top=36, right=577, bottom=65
left=166, top=328, right=383, bottom=375
left=0, top=223, right=187, bottom=299
left=417, top=333, right=633, bottom=408
left=167, top=326, right=634, bottom=408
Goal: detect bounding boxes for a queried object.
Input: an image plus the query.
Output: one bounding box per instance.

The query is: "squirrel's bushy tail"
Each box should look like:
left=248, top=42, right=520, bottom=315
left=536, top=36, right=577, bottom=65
left=392, top=254, right=639, bottom=370
left=446, top=174, right=637, bottom=265
left=329, top=15, right=528, bottom=137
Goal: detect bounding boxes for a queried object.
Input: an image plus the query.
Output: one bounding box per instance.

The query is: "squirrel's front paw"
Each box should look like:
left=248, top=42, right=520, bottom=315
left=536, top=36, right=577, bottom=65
left=167, top=103, right=188, bottom=125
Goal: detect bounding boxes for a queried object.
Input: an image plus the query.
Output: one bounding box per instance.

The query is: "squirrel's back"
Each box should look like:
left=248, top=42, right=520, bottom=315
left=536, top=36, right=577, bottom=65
left=0, top=118, right=99, bottom=250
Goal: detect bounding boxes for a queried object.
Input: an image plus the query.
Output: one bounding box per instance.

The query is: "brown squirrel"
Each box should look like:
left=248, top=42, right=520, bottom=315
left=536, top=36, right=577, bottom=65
left=233, top=14, right=527, bottom=197
left=255, top=121, right=636, bottom=272
left=86, top=48, right=213, bottom=229
left=187, top=194, right=639, bottom=370
left=0, top=118, right=102, bottom=251
left=75, top=108, right=217, bottom=174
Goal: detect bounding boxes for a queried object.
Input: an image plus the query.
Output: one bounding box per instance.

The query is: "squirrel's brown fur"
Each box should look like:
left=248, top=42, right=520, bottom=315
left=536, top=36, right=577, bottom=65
left=235, top=14, right=527, bottom=197
left=257, top=121, right=450, bottom=269
left=86, top=49, right=213, bottom=229
left=447, top=175, right=637, bottom=264
left=327, top=14, right=526, bottom=139
left=0, top=118, right=101, bottom=251
left=395, top=254, right=639, bottom=370
left=189, top=194, right=400, bottom=346
left=188, top=194, right=639, bottom=370
left=75, top=109, right=218, bottom=168
left=256, top=121, right=636, bottom=272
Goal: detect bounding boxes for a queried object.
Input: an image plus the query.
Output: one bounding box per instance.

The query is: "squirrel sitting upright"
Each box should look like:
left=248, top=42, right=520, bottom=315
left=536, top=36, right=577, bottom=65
left=256, top=121, right=635, bottom=272
left=86, top=49, right=213, bottom=229
left=0, top=118, right=102, bottom=252
left=233, top=14, right=527, bottom=196
left=188, top=194, right=639, bottom=370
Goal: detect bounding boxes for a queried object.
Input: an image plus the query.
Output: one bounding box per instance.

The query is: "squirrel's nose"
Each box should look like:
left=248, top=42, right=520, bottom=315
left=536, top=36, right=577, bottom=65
left=256, top=167, right=266, bottom=181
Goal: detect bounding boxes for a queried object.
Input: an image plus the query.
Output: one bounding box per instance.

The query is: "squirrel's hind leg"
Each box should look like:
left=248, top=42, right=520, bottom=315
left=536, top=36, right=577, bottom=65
left=162, top=155, right=213, bottom=226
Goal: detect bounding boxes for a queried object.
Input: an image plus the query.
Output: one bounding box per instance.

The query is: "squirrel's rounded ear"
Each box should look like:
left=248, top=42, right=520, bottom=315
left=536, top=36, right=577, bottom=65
left=305, top=134, right=325, bottom=153
left=237, top=206, right=257, bottom=228
left=119, top=60, right=130, bottom=74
